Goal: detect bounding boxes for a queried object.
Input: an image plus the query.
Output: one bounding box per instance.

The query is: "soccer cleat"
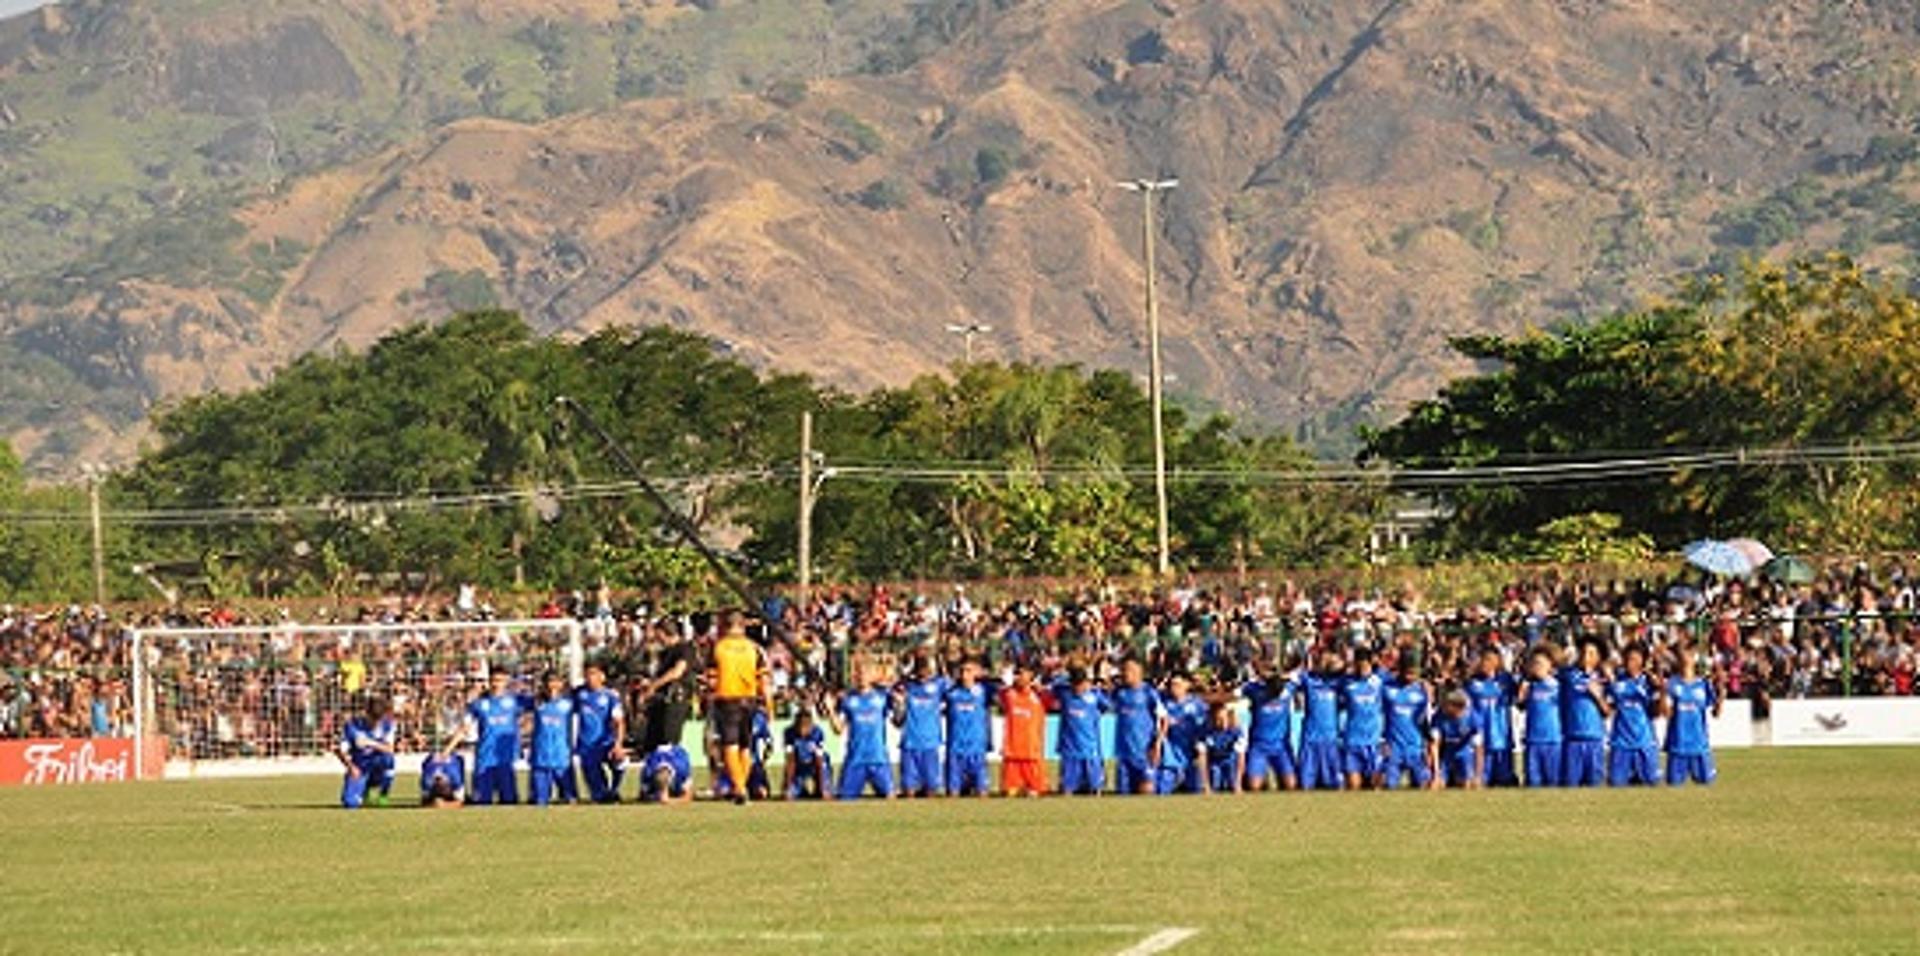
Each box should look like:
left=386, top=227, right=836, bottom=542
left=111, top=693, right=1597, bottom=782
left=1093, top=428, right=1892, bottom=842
left=732, top=793, right=747, bottom=806
left=372, top=794, right=389, bottom=809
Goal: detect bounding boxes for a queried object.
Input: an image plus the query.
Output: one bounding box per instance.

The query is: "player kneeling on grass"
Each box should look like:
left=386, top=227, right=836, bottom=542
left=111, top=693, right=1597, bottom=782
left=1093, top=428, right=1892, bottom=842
left=640, top=745, right=693, bottom=805
left=1663, top=649, right=1720, bottom=787
left=999, top=664, right=1049, bottom=798
left=420, top=751, right=466, bottom=807
left=1053, top=667, right=1110, bottom=797
left=1156, top=672, right=1207, bottom=795
left=338, top=697, right=397, bottom=809
left=1382, top=658, right=1434, bottom=790
left=530, top=672, right=579, bottom=807
left=832, top=665, right=897, bottom=800
left=1196, top=701, right=1244, bottom=795
left=944, top=659, right=992, bottom=798
left=783, top=709, right=832, bottom=800
left=1433, top=690, right=1482, bottom=789
left=1606, top=646, right=1660, bottom=787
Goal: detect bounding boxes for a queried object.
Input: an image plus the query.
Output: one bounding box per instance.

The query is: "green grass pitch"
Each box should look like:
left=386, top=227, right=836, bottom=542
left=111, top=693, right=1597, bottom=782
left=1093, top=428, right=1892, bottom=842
left=2, top=749, right=1917, bottom=954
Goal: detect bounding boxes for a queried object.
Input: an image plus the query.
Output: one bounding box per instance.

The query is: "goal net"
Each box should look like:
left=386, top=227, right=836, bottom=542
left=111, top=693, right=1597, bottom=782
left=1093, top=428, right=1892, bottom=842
left=128, top=619, right=584, bottom=774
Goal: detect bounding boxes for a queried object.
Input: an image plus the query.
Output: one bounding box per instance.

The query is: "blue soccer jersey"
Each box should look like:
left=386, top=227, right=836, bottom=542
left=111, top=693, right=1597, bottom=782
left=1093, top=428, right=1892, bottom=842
left=1110, top=684, right=1162, bottom=762
left=1339, top=672, right=1386, bottom=748
left=838, top=690, right=893, bottom=766
left=341, top=716, right=396, bottom=763
left=785, top=722, right=827, bottom=763
left=1384, top=681, right=1430, bottom=755
left=531, top=697, right=576, bottom=770
left=899, top=676, right=949, bottom=753
left=572, top=686, right=623, bottom=752
left=943, top=683, right=991, bottom=756
left=1434, top=712, right=1480, bottom=761
left=1607, top=676, right=1656, bottom=750
left=641, top=745, right=691, bottom=798
left=1466, top=673, right=1517, bottom=750
left=1242, top=678, right=1294, bottom=753
left=467, top=692, right=530, bottom=770
left=1054, top=686, right=1110, bottom=760
left=1664, top=678, right=1716, bottom=755
left=1522, top=674, right=1563, bottom=745
left=1298, top=672, right=1344, bottom=743
left=419, top=752, right=465, bottom=797
left=1160, top=695, right=1207, bottom=769
left=1560, top=667, right=1607, bottom=741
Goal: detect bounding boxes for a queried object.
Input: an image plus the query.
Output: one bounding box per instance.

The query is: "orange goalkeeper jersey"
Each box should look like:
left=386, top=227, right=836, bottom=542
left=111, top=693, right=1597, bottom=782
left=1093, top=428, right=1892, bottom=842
left=1000, top=686, right=1048, bottom=761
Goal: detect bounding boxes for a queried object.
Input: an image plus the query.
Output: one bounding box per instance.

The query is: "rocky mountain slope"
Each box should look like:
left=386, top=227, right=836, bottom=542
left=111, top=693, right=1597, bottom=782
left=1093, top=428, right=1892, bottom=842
left=2, top=0, right=1918, bottom=475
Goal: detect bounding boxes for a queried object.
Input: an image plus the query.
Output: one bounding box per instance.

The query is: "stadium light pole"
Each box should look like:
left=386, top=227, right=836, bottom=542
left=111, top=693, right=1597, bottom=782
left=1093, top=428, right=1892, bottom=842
left=798, top=410, right=813, bottom=598
left=944, top=322, right=993, bottom=364
left=83, top=463, right=106, bottom=605
left=1116, top=177, right=1178, bottom=578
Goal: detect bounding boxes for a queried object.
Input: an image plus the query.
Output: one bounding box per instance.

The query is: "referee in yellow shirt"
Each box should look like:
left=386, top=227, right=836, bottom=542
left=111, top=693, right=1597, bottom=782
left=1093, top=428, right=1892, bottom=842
left=707, top=612, right=773, bottom=805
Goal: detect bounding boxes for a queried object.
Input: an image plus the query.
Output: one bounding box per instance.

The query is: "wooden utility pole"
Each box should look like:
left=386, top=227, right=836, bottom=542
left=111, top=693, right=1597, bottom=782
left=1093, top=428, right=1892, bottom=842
left=798, top=410, right=814, bottom=598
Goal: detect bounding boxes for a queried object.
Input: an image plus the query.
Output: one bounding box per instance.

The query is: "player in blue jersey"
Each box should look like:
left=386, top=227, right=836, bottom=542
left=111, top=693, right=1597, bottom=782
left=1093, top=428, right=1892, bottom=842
left=640, top=744, right=692, bottom=804
left=1466, top=648, right=1519, bottom=787
left=419, top=750, right=465, bottom=807
left=572, top=663, right=627, bottom=803
left=1432, top=690, right=1482, bottom=788
left=1606, top=645, right=1660, bottom=787
left=1381, top=658, right=1434, bottom=790
left=943, top=659, right=993, bottom=798
left=1109, top=657, right=1162, bottom=795
left=1663, top=649, right=1720, bottom=786
left=1340, top=649, right=1388, bottom=790
left=462, top=670, right=531, bottom=805
left=830, top=664, right=896, bottom=799
left=1156, top=672, right=1208, bottom=794
left=782, top=709, right=831, bottom=800
left=1054, top=668, right=1110, bottom=796
left=1197, top=701, right=1245, bottom=794
left=337, top=697, right=397, bottom=809
left=1241, top=662, right=1297, bottom=792
left=529, top=672, right=579, bottom=806
left=1518, top=646, right=1564, bottom=788
left=1295, top=652, right=1347, bottom=790
left=894, top=659, right=949, bottom=798
left=1559, top=639, right=1610, bottom=788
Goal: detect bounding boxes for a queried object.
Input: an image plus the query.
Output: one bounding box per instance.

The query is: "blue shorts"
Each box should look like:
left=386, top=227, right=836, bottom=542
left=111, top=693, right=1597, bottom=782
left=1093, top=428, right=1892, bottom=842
left=1245, top=744, right=1296, bottom=785
left=1525, top=744, right=1563, bottom=788
left=1113, top=755, right=1154, bottom=794
left=529, top=765, right=578, bottom=806
left=470, top=764, right=519, bottom=805
left=340, top=754, right=395, bottom=809
left=945, top=752, right=988, bottom=795
left=1483, top=749, right=1519, bottom=787
left=1441, top=749, right=1476, bottom=787
left=788, top=755, right=832, bottom=799
left=1298, top=740, right=1344, bottom=790
left=1207, top=759, right=1238, bottom=793
left=838, top=761, right=893, bottom=799
left=1562, top=740, right=1605, bottom=787
left=1059, top=757, right=1103, bottom=795
left=1155, top=764, right=1202, bottom=795
left=1382, top=749, right=1431, bottom=790
left=1608, top=747, right=1660, bottom=787
left=1666, top=752, right=1715, bottom=786
left=1342, top=744, right=1384, bottom=780
left=900, top=748, right=943, bottom=795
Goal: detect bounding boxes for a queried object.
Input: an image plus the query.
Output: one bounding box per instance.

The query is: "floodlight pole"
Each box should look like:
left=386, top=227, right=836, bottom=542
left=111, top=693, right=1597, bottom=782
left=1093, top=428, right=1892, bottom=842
left=1118, top=178, right=1178, bottom=578
left=798, top=410, right=814, bottom=598
left=944, top=322, right=993, bottom=364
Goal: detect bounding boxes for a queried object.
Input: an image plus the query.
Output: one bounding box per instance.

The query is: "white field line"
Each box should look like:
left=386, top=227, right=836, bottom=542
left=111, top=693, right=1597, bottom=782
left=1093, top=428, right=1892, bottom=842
left=1115, top=927, right=1201, bottom=956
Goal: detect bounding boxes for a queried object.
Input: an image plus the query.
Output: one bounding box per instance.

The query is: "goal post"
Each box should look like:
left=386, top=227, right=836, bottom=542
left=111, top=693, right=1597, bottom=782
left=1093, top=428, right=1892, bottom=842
left=127, top=619, right=585, bottom=778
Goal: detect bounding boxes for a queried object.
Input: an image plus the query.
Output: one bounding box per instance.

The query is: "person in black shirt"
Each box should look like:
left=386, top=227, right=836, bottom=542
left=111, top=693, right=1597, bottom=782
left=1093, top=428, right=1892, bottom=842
left=636, top=619, right=697, bottom=753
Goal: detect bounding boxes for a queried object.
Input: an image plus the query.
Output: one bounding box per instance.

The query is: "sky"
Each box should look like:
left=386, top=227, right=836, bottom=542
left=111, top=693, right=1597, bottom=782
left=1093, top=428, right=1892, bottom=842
left=0, top=0, right=51, bottom=19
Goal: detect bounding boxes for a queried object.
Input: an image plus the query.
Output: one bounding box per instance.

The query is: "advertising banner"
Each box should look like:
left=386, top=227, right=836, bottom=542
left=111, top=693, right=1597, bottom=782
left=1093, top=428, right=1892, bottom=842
left=0, top=737, right=168, bottom=786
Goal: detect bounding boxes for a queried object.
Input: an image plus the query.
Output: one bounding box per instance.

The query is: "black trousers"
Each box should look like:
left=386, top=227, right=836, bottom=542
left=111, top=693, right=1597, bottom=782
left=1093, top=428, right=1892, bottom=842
left=640, top=696, right=690, bottom=752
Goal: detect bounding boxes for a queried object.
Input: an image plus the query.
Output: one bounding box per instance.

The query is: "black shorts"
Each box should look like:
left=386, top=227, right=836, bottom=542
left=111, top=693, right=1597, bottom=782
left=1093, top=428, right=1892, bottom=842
left=711, top=699, right=755, bottom=749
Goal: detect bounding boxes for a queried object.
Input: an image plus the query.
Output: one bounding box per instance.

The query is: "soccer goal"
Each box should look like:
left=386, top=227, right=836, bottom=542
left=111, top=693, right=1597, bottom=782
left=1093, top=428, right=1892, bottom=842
left=126, top=619, right=584, bottom=777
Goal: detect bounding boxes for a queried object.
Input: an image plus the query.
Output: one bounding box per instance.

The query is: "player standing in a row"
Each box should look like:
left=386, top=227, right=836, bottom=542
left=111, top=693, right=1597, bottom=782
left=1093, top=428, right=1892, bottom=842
left=1664, top=648, right=1720, bottom=786
left=708, top=612, right=775, bottom=806
left=573, top=663, right=626, bottom=803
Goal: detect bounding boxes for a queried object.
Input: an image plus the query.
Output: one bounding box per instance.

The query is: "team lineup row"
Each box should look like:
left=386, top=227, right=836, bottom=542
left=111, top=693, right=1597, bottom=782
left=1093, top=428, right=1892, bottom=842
left=333, top=636, right=1723, bottom=806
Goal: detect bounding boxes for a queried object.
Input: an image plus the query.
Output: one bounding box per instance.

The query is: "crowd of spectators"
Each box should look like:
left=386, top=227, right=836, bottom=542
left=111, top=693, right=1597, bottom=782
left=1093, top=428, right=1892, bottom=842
left=3, top=559, right=1917, bottom=758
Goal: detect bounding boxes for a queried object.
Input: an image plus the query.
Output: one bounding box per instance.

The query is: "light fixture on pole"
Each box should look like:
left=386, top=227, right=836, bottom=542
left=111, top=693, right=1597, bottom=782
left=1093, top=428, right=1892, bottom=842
left=943, top=322, right=994, bottom=364
left=1115, top=177, right=1178, bottom=578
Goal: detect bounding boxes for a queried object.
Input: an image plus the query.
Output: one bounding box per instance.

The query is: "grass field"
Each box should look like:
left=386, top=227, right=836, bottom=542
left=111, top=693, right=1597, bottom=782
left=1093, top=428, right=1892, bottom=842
left=2, top=749, right=1917, bottom=954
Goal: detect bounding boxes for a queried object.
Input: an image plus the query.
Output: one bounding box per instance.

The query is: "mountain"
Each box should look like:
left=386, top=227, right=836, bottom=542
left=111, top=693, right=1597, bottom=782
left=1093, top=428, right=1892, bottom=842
left=1, top=0, right=1918, bottom=476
